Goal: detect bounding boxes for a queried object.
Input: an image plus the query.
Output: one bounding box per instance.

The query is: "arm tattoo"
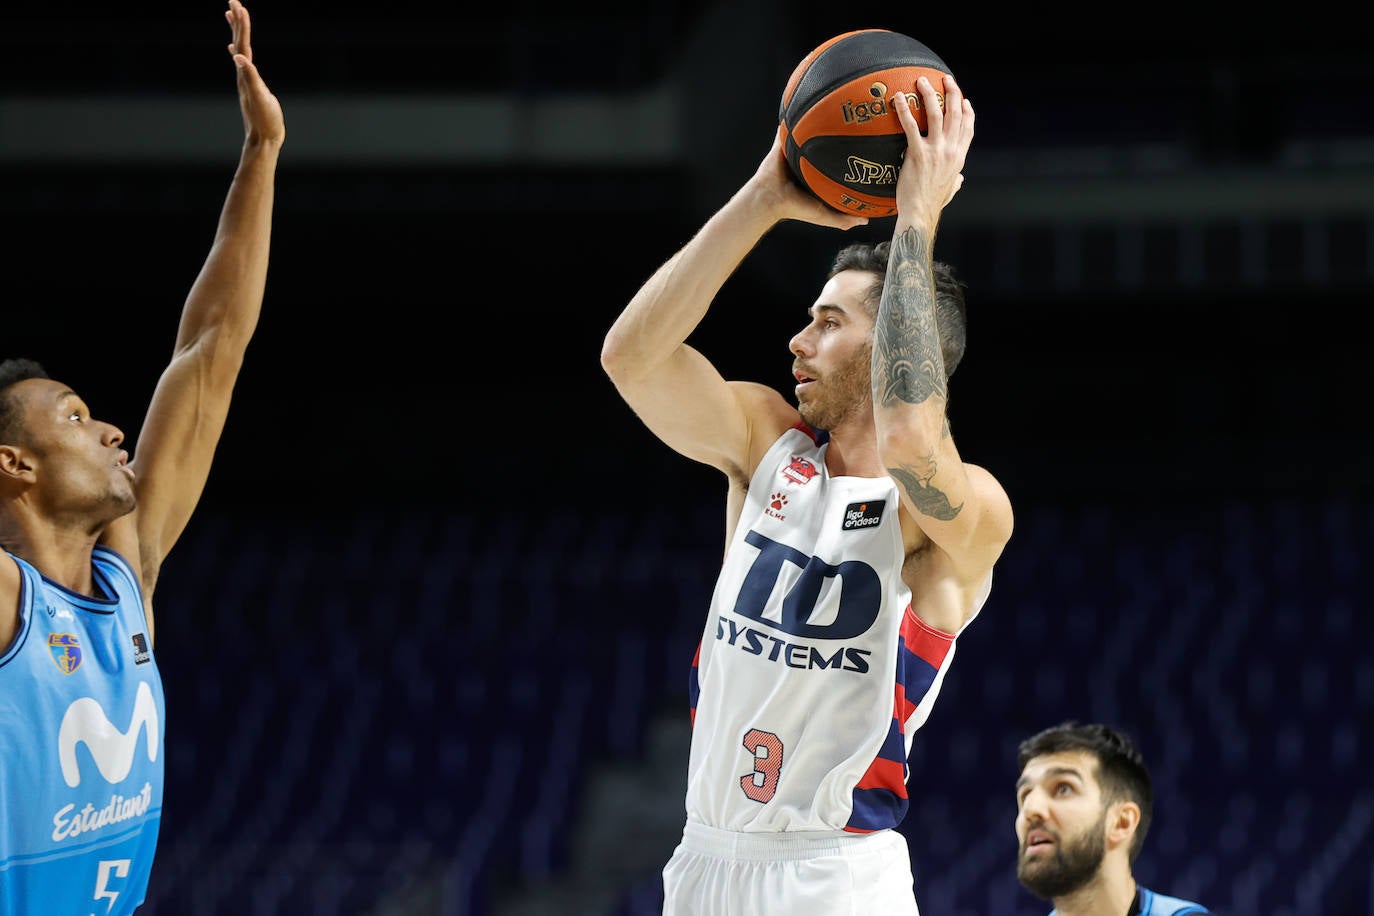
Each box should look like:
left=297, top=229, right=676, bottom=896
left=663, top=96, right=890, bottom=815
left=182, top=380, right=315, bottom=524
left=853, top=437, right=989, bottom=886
left=873, top=225, right=946, bottom=408
left=888, top=461, right=964, bottom=521
left=875, top=227, right=961, bottom=521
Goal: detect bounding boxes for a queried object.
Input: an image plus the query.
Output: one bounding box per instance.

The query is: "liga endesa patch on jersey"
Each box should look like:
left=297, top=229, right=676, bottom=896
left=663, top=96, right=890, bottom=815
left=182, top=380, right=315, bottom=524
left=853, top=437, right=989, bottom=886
left=841, top=500, right=885, bottom=530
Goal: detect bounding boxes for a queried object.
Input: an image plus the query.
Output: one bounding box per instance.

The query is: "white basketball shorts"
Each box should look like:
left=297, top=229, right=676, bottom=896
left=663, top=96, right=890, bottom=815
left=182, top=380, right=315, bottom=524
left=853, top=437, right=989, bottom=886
left=661, top=820, right=920, bottom=916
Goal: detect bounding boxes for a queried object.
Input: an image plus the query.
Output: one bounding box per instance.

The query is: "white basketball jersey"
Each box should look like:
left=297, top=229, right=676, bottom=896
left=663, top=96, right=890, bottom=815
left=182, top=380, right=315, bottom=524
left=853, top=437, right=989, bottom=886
left=685, top=423, right=990, bottom=833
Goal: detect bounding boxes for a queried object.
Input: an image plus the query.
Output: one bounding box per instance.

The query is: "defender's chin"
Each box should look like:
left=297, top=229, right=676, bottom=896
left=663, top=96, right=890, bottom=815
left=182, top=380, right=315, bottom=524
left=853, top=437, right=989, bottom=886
left=106, top=487, right=138, bottom=520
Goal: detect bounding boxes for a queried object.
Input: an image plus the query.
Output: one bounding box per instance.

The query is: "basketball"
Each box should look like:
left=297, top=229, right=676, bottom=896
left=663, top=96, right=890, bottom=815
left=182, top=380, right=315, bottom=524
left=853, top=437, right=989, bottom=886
left=779, top=29, right=953, bottom=217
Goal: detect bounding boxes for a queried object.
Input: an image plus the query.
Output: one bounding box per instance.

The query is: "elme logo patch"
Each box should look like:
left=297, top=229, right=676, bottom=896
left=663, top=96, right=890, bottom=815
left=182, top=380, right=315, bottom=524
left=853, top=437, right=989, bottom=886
left=132, top=633, right=151, bottom=665
left=841, top=500, right=886, bottom=531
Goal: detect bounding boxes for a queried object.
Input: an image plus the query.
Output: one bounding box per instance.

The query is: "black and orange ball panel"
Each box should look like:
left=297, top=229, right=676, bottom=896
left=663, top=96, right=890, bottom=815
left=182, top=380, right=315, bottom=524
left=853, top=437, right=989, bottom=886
left=779, top=29, right=952, bottom=217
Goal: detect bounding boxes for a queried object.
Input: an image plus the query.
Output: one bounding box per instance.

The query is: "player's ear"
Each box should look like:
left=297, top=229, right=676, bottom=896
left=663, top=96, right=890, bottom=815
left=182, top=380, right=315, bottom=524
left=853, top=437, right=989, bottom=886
left=1106, top=800, right=1141, bottom=851
left=0, top=445, right=36, bottom=482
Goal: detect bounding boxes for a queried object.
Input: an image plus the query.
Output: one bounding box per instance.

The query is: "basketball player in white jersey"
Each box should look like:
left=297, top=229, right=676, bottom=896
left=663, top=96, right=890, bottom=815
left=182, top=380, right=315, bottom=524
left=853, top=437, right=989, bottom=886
left=602, top=72, right=1013, bottom=914
left=0, top=5, right=282, bottom=912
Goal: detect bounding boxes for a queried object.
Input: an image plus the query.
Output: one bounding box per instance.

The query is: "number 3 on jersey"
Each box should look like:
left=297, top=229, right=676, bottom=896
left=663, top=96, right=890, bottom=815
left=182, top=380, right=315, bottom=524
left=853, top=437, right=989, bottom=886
left=740, top=728, right=784, bottom=803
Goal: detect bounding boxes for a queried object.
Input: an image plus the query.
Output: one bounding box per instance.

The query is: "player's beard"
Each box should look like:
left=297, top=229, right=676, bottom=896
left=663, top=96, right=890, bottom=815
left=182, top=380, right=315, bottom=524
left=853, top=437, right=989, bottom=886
left=798, top=342, right=872, bottom=433
left=1016, top=811, right=1108, bottom=900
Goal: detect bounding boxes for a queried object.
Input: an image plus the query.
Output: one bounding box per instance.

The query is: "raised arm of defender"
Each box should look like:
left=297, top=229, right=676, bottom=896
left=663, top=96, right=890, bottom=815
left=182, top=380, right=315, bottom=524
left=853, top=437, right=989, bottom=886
left=99, top=0, right=285, bottom=618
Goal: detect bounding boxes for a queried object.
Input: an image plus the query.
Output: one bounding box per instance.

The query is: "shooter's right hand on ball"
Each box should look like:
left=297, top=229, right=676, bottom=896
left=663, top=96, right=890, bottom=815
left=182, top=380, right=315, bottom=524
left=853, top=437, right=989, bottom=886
left=746, top=125, right=870, bottom=231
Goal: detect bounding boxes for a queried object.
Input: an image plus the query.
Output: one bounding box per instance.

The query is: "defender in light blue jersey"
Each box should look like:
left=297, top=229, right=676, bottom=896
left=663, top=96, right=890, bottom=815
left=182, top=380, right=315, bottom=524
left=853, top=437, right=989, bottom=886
left=0, top=6, right=283, bottom=913
left=1014, top=722, right=1211, bottom=916
left=0, top=547, right=165, bottom=915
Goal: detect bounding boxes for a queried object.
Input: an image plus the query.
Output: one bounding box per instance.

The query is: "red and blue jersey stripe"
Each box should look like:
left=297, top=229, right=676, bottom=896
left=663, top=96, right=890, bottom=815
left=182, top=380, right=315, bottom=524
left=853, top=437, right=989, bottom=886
left=846, top=607, right=954, bottom=832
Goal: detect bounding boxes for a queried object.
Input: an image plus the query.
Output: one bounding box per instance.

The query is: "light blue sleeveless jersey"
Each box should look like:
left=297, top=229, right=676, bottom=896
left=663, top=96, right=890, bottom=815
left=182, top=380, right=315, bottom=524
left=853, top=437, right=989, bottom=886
left=1134, top=887, right=1211, bottom=915
left=0, top=546, right=165, bottom=916
left=1050, top=886, right=1210, bottom=915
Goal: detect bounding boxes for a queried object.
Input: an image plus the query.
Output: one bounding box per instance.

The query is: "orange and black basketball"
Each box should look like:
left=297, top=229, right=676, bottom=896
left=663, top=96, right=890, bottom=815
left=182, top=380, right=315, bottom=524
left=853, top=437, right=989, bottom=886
left=779, top=29, right=952, bottom=217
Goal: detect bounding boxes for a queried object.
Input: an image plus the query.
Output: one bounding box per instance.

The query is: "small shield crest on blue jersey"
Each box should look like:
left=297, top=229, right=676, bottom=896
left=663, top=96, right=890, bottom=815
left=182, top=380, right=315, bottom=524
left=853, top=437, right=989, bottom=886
left=49, top=633, right=82, bottom=674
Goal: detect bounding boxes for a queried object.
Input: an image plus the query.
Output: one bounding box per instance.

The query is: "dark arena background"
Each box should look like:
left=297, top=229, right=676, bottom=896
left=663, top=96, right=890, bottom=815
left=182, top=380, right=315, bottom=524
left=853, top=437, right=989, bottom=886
left=4, top=2, right=1372, bottom=914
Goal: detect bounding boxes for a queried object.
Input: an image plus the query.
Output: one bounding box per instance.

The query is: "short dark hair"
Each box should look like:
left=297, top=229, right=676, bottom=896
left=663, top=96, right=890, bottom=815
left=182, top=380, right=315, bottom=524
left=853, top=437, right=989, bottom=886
left=0, top=358, right=51, bottom=445
left=827, top=241, right=968, bottom=379
left=1017, top=721, right=1154, bottom=863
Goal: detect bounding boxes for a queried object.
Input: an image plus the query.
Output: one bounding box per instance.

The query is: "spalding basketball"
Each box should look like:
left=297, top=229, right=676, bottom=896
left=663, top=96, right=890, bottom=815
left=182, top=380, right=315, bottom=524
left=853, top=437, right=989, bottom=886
left=779, top=29, right=952, bottom=217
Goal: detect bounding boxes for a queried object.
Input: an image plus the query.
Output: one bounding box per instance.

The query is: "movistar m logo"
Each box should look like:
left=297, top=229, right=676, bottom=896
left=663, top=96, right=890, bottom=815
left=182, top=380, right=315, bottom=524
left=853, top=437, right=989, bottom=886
left=58, top=681, right=160, bottom=788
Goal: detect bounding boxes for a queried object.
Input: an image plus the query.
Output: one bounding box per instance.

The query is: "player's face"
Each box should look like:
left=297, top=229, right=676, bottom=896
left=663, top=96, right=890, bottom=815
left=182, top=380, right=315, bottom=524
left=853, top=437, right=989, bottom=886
left=788, top=270, right=875, bottom=432
left=1, top=378, right=135, bottom=526
left=1013, top=750, right=1109, bottom=900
